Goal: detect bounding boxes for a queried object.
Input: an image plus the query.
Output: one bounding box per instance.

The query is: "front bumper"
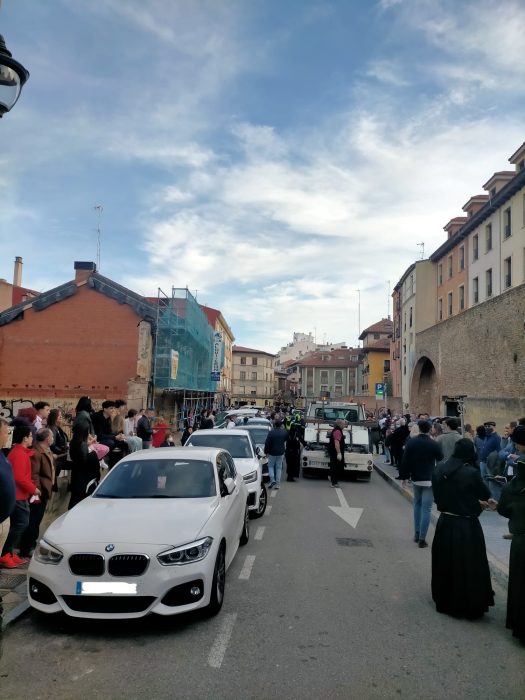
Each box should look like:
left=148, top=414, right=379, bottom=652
left=27, top=543, right=219, bottom=619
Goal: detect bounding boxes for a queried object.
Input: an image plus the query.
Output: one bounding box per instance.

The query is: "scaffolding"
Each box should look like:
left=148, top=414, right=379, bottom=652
left=153, top=287, right=217, bottom=393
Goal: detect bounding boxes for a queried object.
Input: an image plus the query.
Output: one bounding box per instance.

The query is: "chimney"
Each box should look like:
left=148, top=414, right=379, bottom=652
left=13, top=256, right=22, bottom=287
left=74, top=261, right=97, bottom=284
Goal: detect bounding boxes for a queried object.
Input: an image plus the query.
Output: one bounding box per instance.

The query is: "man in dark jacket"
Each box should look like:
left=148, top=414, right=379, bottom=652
left=264, top=419, right=288, bottom=489
left=399, top=420, right=443, bottom=548
left=328, top=419, right=346, bottom=487
left=137, top=408, right=155, bottom=449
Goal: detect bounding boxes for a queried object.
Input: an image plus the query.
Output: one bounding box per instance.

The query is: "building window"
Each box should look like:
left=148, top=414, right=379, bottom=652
left=334, top=370, right=343, bottom=384
left=522, top=194, right=525, bottom=226
left=240, top=357, right=246, bottom=365
left=252, top=357, right=257, bottom=365
left=504, top=207, right=512, bottom=238
left=320, top=385, right=328, bottom=393
left=373, top=333, right=380, bottom=339
left=459, top=246, right=465, bottom=271
left=486, top=224, right=492, bottom=252
left=320, top=370, right=329, bottom=383
left=409, top=307, right=413, bottom=328
left=473, top=234, right=479, bottom=261
left=448, top=255, right=453, bottom=279
left=250, top=389, right=257, bottom=396
left=403, top=361, right=406, bottom=375
left=403, top=312, right=406, bottom=331
left=334, top=385, right=342, bottom=397
left=473, top=277, right=479, bottom=304
left=240, top=371, right=246, bottom=380
left=486, top=268, right=493, bottom=298
left=438, top=298, right=443, bottom=321
left=459, top=285, right=465, bottom=311
left=448, top=291, right=453, bottom=317
left=251, top=371, right=257, bottom=380
left=384, top=360, right=390, bottom=372
left=438, top=264, right=443, bottom=286
left=504, top=257, right=512, bottom=288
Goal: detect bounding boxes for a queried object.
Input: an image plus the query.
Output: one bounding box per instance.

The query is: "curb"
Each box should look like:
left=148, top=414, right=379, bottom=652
left=373, top=460, right=509, bottom=588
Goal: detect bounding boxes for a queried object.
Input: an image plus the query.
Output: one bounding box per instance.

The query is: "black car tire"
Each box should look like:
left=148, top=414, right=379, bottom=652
left=252, top=484, right=267, bottom=519
left=240, top=504, right=250, bottom=544
left=206, top=544, right=226, bottom=616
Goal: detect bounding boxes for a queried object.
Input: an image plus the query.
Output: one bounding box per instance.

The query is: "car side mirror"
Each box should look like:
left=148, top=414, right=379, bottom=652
left=255, top=446, right=262, bottom=458
left=223, top=477, right=235, bottom=496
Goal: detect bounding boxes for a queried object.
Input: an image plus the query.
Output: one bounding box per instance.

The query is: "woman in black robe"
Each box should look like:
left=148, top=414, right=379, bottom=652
left=285, top=421, right=304, bottom=482
left=497, top=425, right=525, bottom=643
left=431, top=438, right=495, bottom=619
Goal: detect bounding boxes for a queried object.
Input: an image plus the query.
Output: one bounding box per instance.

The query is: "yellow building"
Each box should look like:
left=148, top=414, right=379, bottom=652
left=357, top=319, right=393, bottom=405
left=231, top=346, right=276, bottom=408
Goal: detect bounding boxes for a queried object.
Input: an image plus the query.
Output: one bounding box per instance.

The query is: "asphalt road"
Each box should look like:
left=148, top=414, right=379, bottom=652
left=1, top=473, right=524, bottom=700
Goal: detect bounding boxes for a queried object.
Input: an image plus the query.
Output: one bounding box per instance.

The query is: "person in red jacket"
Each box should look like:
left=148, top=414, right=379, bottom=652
left=0, top=426, right=40, bottom=569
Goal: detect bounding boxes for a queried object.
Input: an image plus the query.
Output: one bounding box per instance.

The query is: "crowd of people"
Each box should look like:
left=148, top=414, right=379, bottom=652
left=376, top=409, right=525, bottom=644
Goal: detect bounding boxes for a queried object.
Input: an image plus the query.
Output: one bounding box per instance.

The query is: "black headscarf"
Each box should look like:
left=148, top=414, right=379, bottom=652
left=451, top=438, right=477, bottom=465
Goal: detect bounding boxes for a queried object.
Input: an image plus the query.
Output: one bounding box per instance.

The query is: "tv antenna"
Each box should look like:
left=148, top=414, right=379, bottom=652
left=94, top=204, right=103, bottom=270
left=417, top=242, right=425, bottom=260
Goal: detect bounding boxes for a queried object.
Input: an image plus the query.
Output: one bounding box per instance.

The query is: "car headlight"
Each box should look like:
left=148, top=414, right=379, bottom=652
left=243, top=470, right=259, bottom=484
left=157, top=537, right=213, bottom=566
left=34, top=539, right=63, bottom=565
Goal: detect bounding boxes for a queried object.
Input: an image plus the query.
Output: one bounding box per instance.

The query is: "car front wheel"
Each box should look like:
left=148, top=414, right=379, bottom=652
left=206, top=544, right=226, bottom=616
left=252, top=484, right=267, bottom=519
left=240, top=504, right=250, bottom=544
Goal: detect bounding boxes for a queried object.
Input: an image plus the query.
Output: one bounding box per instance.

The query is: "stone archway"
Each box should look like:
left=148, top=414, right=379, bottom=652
left=410, top=356, right=439, bottom=416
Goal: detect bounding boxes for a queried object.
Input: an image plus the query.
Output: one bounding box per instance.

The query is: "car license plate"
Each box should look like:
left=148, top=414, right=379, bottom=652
left=76, top=582, right=137, bottom=595
left=307, top=460, right=327, bottom=468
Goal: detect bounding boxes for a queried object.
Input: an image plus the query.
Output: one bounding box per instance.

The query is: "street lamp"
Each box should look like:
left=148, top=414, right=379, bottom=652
left=0, top=33, right=30, bottom=117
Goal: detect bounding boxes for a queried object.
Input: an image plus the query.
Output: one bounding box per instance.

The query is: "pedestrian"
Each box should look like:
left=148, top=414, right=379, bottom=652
left=180, top=425, right=193, bottom=446
left=33, top=401, right=51, bottom=431
left=0, top=418, right=16, bottom=583
left=389, top=419, right=410, bottom=468
left=152, top=416, right=169, bottom=448
left=435, top=417, right=462, bottom=461
left=19, top=428, right=56, bottom=558
left=226, top=415, right=237, bottom=429
left=0, top=426, right=40, bottom=568
left=136, top=407, right=155, bottom=449
left=264, top=419, right=288, bottom=489
left=399, top=420, right=443, bottom=548
left=497, top=425, right=525, bottom=644
left=285, top=417, right=304, bottom=482
left=328, top=419, right=346, bottom=487
left=431, top=439, right=495, bottom=619
left=68, top=424, right=101, bottom=510
left=46, top=408, right=69, bottom=475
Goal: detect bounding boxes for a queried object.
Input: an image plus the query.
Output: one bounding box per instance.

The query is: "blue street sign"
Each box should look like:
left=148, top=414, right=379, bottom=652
left=210, top=372, right=221, bottom=381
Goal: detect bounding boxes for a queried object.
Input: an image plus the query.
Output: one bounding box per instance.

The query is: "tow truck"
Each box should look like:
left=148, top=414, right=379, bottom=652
left=301, top=401, right=373, bottom=481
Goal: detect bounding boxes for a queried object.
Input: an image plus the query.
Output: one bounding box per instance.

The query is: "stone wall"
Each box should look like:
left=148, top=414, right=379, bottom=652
left=412, top=283, right=525, bottom=428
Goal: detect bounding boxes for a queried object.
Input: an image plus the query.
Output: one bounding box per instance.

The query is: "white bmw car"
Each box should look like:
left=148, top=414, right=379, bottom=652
left=185, top=429, right=267, bottom=518
left=28, top=447, right=249, bottom=619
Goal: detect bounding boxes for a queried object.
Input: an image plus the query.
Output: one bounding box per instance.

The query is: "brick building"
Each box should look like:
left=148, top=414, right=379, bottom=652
left=0, top=262, right=156, bottom=412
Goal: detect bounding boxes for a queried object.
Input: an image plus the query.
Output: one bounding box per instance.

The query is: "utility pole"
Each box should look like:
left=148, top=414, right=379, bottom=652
left=417, top=242, right=425, bottom=260
left=94, top=204, right=103, bottom=271
left=386, top=281, right=391, bottom=319
left=354, top=289, right=361, bottom=343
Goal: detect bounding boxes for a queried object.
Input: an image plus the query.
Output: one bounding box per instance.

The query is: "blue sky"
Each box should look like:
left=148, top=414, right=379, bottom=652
left=1, top=0, right=524, bottom=352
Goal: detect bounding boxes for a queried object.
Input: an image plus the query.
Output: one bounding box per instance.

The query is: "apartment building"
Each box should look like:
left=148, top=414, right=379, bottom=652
left=231, top=346, right=276, bottom=407
left=432, top=217, right=469, bottom=323
left=296, top=348, right=360, bottom=401
left=200, top=305, right=235, bottom=401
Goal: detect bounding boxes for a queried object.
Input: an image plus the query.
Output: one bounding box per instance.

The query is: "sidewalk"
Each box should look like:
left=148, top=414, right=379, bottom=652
left=373, top=455, right=510, bottom=587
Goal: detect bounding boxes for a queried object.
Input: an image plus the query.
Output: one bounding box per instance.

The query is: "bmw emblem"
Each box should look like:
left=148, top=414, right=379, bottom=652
left=105, top=544, right=115, bottom=552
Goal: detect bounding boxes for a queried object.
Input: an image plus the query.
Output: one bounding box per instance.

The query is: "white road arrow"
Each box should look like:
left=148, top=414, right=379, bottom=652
left=329, top=487, right=363, bottom=529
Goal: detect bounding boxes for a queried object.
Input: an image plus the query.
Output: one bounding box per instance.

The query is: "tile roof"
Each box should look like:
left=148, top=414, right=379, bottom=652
left=359, top=318, right=393, bottom=339
left=233, top=345, right=275, bottom=357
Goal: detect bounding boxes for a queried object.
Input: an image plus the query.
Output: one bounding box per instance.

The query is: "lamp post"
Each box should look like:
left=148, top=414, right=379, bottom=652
left=0, top=27, right=30, bottom=117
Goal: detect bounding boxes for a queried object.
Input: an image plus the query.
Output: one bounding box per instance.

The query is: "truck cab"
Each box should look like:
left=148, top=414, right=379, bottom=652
left=302, top=402, right=373, bottom=481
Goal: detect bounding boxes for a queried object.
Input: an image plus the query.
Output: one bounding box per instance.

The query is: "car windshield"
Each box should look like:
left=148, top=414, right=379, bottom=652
left=188, top=434, right=253, bottom=459
left=314, top=407, right=359, bottom=422
left=94, top=459, right=216, bottom=498
left=243, top=427, right=270, bottom=445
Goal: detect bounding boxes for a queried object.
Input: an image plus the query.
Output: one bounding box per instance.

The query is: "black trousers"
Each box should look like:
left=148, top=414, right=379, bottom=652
left=1, top=500, right=30, bottom=556
left=329, top=458, right=342, bottom=484
left=19, top=498, right=48, bottom=556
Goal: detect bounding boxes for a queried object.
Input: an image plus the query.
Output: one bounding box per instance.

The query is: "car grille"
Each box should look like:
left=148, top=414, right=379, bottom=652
left=69, top=554, right=105, bottom=576
left=108, top=554, right=149, bottom=577
left=62, top=595, right=155, bottom=614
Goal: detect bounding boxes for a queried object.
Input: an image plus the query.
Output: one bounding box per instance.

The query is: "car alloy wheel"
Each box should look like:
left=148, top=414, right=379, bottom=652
left=206, top=544, right=226, bottom=616
left=240, top=504, right=250, bottom=544
left=253, top=484, right=267, bottom=519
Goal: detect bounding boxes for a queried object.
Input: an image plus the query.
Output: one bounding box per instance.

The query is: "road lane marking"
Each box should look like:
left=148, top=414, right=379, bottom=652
left=270, top=488, right=278, bottom=498
left=329, top=487, right=363, bottom=529
left=266, top=505, right=272, bottom=516
left=239, top=554, right=256, bottom=580
left=254, top=526, right=265, bottom=541
left=208, top=612, right=238, bottom=669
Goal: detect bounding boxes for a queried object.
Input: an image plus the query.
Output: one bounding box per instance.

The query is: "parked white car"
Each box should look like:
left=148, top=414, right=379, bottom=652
left=185, top=429, right=267, bottom=518
left=28, top=448, right=249, bottom=619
